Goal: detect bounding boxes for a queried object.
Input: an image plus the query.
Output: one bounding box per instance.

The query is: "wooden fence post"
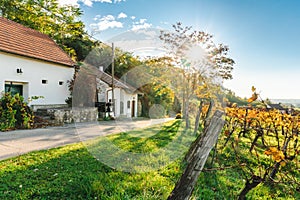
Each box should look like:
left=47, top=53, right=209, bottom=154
left=168, top=110, right=225, bottom=200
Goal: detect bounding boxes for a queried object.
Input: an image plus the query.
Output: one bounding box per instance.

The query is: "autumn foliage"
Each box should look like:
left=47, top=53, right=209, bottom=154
left=247, top=86, right=258, bottom=103
left=222, top=106, right=300, bottom=198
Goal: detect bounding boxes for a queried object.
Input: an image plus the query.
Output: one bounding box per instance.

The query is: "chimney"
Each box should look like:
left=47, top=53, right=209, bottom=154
left=99, top=66, right=104, bottom=71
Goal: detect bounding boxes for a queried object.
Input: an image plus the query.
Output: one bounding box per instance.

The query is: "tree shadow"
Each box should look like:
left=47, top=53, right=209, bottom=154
left=0, top=143, right=174, bottom=199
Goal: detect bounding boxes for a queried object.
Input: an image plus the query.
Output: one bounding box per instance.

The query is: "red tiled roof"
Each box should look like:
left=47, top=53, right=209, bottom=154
left=0, top=17, right=75, bottom=67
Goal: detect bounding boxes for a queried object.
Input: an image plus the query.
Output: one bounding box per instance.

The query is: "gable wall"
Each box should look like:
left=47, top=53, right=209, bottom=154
left=107, top=88, right=138, bottom=118
left=0, top=52, right=74, bottom=105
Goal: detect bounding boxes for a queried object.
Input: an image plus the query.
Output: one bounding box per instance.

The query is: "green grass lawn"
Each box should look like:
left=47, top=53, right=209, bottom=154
left=0, top=120, right=299, bottom=199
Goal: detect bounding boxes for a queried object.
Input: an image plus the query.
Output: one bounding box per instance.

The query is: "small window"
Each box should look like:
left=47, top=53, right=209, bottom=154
left=127, top=101, right=131, bottom=109
left=5, top=84, right=23, bottom=96
left=59, top=81, right=64, bottom=85
left=120, top=101, right=124, bottom=114
left=42, top=80, right=48, bottom=84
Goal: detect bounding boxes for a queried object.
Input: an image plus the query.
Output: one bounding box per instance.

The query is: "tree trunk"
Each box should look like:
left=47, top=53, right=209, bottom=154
left=269, top=162, right=280, bottom=181
left=238, top=175, right=263, bottom=200
left=168, top=110, right=225, bottom=200
left=141, top=97, right=150, bottom=117
left=185, top=98, right=190, bottom=129
left=193, top=100, right=204, bottom=135
left=183, top=73, right=191, bottom=130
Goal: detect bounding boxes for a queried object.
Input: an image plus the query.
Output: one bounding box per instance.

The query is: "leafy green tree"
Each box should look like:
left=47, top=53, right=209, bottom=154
left=84, top=43, right=114, bottom=69
left=92, top=46, right=177, bottom=118
left=137, top=57, right=179, bottom=117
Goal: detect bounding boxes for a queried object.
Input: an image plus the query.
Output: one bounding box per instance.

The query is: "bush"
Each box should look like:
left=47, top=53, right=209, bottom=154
left=0, top=93, right=34, bottom=131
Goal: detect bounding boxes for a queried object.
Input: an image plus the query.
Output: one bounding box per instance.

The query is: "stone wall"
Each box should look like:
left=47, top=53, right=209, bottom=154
left=46, top=107, right=98, bottom=124
left=31, top=104, right=68, bottom=112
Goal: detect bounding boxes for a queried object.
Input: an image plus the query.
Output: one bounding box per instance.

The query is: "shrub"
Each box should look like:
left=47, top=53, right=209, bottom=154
left=0, top=93, right=34, bottom=131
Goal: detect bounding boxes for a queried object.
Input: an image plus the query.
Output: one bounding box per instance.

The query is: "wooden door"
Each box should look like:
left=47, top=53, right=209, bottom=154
left=131, top=100, right=135, bottom=117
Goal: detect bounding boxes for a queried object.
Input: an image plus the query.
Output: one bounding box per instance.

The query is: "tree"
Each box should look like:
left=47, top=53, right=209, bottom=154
left=137, top=57, right=180, bottom=117
left=159, top=22, right=235, bottom=129
left=99, top=48, right=180, bottom=118
left=113, top=56, right=179, bottom=118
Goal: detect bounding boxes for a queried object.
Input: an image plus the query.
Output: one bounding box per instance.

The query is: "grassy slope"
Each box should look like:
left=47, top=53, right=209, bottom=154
left=0, top=120, right=299, bottom=199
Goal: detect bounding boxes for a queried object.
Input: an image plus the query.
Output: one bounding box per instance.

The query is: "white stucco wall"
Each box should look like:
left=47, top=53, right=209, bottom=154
left=0, top=52, right=74, bottom=106
left=107, top=88, right=138, bottom=118
left=97, top=79, right=109, bottom=102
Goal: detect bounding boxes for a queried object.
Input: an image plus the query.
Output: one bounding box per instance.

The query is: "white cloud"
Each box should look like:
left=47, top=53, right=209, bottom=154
left=57, top=0, right=93, bottom=7
left=100, top=20, right=123, bottom=30
left=102, top=15, right=115, bottom=21
left=93, top=15, right=101, bottom=21
left=94, top=0, right=112, bottom=3
left=117, top=12, right=127, bottom=19
left=114, top=0, right=126, bottom=3
left=160, top=21, right=169, bottom=25
left=82, top=0, right=93, bottom=6
left=106, top=29, right=166, bottom=59
left=58, top=0, right=125, bottom=7
left=131, top=19, right=152, bottom=31
left=132, top=23, right=152, bottom=31
left=94, top=0, right=126, bottom=3
left=131, top=16, right=136, bottom=20
left=57, top=0, right=80, bottom=7
left=140, top=19, right=147, bottom=24
left=90, top=14, right=123, bottom=32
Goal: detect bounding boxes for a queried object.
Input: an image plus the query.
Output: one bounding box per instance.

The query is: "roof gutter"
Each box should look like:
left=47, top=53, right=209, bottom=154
left=0, top=50, right=75, bottom=68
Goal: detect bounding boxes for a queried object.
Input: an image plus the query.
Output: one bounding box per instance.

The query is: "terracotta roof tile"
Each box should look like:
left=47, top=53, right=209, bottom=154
left=0, top=17, right=75, bottom=67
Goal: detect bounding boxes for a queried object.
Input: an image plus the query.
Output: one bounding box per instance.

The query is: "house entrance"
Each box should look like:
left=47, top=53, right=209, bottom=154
left=131, top=100, right=135, bottom=117
left=5, top=83, right=23, bottom=96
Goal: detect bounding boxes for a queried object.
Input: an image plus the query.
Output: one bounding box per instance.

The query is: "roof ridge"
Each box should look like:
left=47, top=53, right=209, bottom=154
left=83, top=64, right=139, bottom=93
left=0, top=17, right=75, bottom=67
left=1, top=17, right=48, bottom=38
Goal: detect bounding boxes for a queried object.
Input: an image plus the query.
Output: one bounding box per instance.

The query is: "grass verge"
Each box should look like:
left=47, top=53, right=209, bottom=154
left=0, top=120, right=192, bottom=199
left=0, top=119, right=299, bottom=199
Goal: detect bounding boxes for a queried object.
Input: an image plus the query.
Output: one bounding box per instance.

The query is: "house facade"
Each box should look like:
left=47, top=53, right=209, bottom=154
left=96, top=69, right=139, bottom=118
left=0, top=17, right=74, bottom=110
left=106, top=87, right=138, bottom=118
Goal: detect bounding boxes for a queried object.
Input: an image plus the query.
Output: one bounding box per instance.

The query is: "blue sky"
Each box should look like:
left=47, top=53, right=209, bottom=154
left=59, top=0, right=300, bottom=99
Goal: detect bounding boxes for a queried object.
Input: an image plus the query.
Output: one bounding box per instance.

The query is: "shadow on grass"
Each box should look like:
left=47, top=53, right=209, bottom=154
left=0, top=120, right=193, bottom=199
left=0, top=143, right=179, bottom=199
left=3, top=120, right=294, bottom=199
left=110, top=120, right=186, bottom=152
left=83, top=120, right=197, bottom=172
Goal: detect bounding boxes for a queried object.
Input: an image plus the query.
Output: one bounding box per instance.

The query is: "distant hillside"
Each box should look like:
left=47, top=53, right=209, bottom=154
left=223, top=89, right=300, bottom=108
left=225, top=89, right=261, bottom=107
left=271, top=99, right=300, bottom=107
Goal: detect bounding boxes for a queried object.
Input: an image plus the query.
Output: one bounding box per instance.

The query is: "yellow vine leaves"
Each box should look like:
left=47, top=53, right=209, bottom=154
left=225, top=106, right=300, bottom=167
left=264, top=147, right=286, bottom=166
left=248, top=86, right=258, bottom=103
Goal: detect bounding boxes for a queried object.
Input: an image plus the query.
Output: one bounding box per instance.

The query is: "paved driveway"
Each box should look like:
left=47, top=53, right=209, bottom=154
left=0, top=118, right=173, bottom=161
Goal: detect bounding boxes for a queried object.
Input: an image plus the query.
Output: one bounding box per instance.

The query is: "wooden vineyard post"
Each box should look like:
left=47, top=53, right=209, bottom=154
left=168, top=110, right=225, bottom=200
